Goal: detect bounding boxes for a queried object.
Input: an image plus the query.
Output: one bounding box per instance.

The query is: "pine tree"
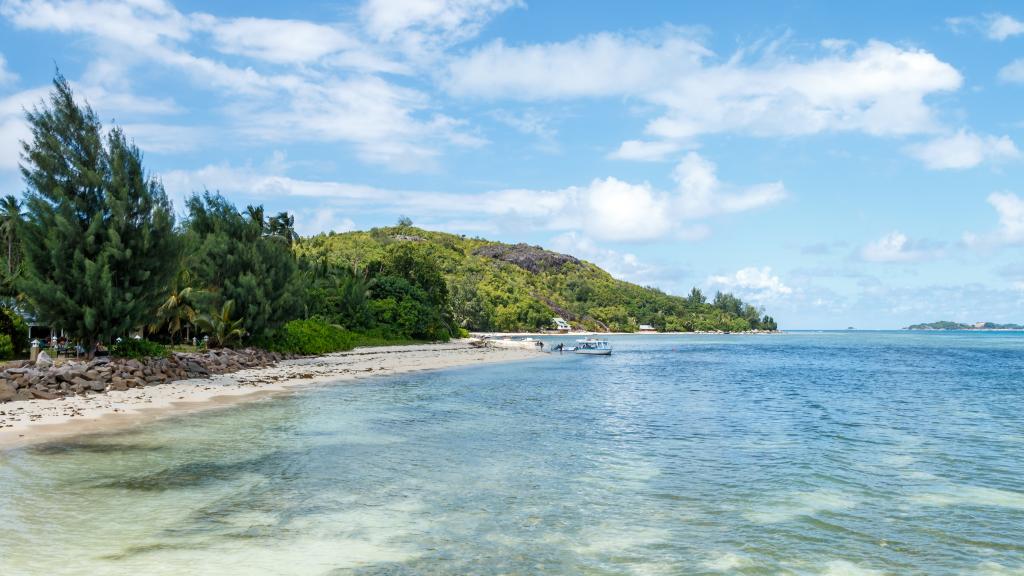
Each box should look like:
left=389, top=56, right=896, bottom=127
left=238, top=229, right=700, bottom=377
left=18, top=75, right=180, bottom=357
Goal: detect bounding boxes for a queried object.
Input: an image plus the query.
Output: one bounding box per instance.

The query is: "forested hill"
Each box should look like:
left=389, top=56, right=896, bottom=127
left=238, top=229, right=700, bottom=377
left=905, top=321, right=1024, bottom=330
left=298, top=225, right=778, bottom=333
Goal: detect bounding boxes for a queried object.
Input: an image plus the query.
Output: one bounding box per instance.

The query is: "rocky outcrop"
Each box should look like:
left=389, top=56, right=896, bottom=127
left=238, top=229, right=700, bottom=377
left=473, top=243, right=580, bottom=274
left=0, top=348, right=290, bottom=403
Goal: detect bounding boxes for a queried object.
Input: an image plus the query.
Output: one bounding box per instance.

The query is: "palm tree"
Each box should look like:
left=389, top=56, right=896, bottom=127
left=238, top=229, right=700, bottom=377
left=267, top=211, right=297, bottom=244
left=195, top=299, right=246, bottom=348
left=0, top=195, right=23, bottom=278
left=151, top=270, right=200, bottom=344
left=246, top=205, right=265, bottom=232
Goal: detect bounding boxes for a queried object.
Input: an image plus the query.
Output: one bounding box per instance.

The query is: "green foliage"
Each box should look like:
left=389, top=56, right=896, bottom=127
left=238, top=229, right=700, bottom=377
left=298, top=225, right=777, bottom=334
left=0, top=334, right=13, bottom=360
left=363, top=242, right=454, bottom=340
left=17, top=77, right=180, bottom=356
left=0, top=307, right=29, bottom=358
left=150, top=269, right=200, bottom=344
left=298, top=257, right=374, bottom=330
left=184, top=192, right=300, bottom=342
left=111, top=338, right=168, bottom=359
left=258, top=318, right=356, bottom=355
left=257, top=319, right=427, bottom=355
left=905, top=320, right=1024, bottom=330
left=194, top=299, right=246, bottom=348
left=346, top=328, right=419, bottom=347
left=0, top=195, right=23, bottom=298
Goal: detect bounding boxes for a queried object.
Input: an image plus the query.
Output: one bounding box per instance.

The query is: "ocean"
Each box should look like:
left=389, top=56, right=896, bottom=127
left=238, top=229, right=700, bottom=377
left=1, top=331, right=1023, bottom=574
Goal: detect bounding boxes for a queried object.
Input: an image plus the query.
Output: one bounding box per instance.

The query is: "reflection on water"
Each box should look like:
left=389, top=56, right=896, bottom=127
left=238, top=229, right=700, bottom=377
left=2, top=332, right=1024, bottom=575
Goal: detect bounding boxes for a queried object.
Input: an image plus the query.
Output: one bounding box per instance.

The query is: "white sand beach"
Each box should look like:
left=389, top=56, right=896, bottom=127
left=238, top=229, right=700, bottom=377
left=0, top=341, right=545, bottom=449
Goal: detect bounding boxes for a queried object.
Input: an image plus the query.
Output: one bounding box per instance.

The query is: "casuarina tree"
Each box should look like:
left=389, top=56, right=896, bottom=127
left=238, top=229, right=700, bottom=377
left=184, top=192, right=300, bottom=342
left=18, top=75, right=179, bottom=357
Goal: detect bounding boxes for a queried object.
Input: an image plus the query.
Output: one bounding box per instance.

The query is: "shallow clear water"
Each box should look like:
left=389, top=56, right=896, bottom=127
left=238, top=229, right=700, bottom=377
left=2, top=332, right=1024, bottom=575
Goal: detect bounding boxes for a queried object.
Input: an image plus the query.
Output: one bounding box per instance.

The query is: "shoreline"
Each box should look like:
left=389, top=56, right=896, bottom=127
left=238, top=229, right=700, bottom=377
left=471, top=330, right=784, bottom=337
left=0, top=340, right=545, bottom=451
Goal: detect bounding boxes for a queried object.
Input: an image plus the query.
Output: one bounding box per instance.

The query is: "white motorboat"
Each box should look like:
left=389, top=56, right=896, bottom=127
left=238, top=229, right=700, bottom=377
left=573, top=338, right=612, bottom=355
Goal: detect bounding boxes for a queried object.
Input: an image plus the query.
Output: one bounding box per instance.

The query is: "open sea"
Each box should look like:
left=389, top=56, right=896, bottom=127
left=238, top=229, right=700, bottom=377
left=1, top=331, right=1023, bottom=575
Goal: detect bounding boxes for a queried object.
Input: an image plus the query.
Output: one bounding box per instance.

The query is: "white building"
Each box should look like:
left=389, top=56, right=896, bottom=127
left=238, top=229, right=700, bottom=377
left=552, top=317, right=571, bottom=332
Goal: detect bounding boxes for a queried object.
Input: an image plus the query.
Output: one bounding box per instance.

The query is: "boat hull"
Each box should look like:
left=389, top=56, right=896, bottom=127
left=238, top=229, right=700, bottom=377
left=574, top=348, right=612, bottom=355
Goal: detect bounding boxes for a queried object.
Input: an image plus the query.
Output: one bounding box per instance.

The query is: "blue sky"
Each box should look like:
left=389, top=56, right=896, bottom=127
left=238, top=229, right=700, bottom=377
left=1, top=0, right=1024, bottom=329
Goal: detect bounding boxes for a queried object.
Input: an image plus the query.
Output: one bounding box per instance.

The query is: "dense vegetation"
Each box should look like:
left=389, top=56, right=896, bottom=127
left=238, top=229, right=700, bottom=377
left=906, top=321, right=1024, bottom=330
left=0, top=76, right=777, bottom=360
left=299, top=228, right=777, bottom=333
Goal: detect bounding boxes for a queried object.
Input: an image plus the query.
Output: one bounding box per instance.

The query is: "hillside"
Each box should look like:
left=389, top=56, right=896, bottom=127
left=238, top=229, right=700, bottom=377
left=297, top=225, right=777, bottom=333
left=905, top=321, right=1024, bottom=330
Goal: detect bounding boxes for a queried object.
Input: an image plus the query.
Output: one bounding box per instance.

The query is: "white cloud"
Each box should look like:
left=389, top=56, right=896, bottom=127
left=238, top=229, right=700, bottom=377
left=446, top=34, right=962, bottom=146
left=860, top=231, right=932, bottom=262
left=965, top=192, right=1024, bottom=247
left=708, top=267, right=792, bottom=301
left=947, top=13, right=1024, bottom=41
left=0, top=0, right=482, bottom=171
left=672, top=152, right=786, bottom=219
left=490, top=109, right=558, bottom=151
left=360, top=0, right=521, bottom=59
left=0, top=82, right=188, bottom=172
left=1, top=0, right=192, bottom=48
left=0, top=85, right=50, bottom=172
left=608, top=140, right=682, bottom=161
left=577, top=177, right=671, bottom=241
left=294, top=208, right=356, bottom=237
left=161, top=161, right=385, bottom=210
left=998, top=59, right=1024, bottom=83
left=987, top=14, right=1024, bottom=40
left=550, top=232, right=663, bottom=286
left=906, top=130, right=1019, bottom=170
left=491, top=110, right=552, bottom=137
left=232, top=75, right=485, bottom=171
left=0, top=54, right=16, bottom=84
left=162, top=151, right=783, bottom=241
left=445, top=31, right=710, bottom=99
left=204, top=17, right=357, bottom=64
left=118, top=123, right=207, bottom=154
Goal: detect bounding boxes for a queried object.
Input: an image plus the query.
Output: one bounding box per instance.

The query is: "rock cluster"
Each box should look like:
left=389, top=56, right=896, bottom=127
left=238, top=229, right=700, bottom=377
left=473, top=243, right=580, bottom=274
left=0, top=348, right=289, bottom=403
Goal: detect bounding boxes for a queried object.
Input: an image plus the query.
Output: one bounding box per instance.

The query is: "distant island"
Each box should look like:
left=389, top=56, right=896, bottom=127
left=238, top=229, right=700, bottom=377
left=905, top=321, right=1024, bottom=330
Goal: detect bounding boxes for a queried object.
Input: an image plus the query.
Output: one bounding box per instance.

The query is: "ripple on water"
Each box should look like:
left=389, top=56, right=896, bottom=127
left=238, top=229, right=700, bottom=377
left=744, top=489, right=859, bottom=524
left=2, top=332, right=1024, bottom=574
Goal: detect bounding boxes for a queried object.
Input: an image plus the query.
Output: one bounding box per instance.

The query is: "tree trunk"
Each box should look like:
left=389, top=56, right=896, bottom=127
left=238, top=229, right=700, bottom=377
left=86, top=341, right=97, bottom=361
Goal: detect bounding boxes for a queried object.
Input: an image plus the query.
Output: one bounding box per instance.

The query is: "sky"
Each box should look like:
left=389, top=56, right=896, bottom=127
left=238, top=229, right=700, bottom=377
left=1, top=0, right=1024, bottom=329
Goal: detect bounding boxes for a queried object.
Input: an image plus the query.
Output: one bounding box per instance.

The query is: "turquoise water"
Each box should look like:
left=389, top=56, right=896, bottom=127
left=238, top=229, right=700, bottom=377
left=2, top=332, right=1024, bottom=575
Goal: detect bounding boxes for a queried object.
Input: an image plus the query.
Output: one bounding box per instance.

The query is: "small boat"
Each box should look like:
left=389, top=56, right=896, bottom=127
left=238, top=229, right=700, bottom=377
left=573, top=338, right=612, bottom=355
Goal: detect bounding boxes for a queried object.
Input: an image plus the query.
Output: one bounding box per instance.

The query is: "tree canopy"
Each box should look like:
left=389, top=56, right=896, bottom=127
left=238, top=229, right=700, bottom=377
left=17, top=76, right=178, bottom=355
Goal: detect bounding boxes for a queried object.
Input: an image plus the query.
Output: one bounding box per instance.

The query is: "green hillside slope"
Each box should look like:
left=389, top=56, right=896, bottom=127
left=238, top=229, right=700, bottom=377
left=298, top=225, right=777, bottom=333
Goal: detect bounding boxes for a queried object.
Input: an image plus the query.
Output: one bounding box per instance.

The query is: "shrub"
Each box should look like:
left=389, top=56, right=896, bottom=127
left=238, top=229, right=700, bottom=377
left=112, top=338, right=169, bottom=359
left=0, top=334, right=13, bottom=360
left=0, top=307, right=29, bottom=358
left=347, top=327, right=418, bottom=348
left=259, top=318, right=356, bottom=355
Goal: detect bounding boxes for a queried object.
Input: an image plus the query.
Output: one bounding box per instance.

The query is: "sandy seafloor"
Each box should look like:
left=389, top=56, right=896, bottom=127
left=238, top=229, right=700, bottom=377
left=0, top=341, right=544, bottom=449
